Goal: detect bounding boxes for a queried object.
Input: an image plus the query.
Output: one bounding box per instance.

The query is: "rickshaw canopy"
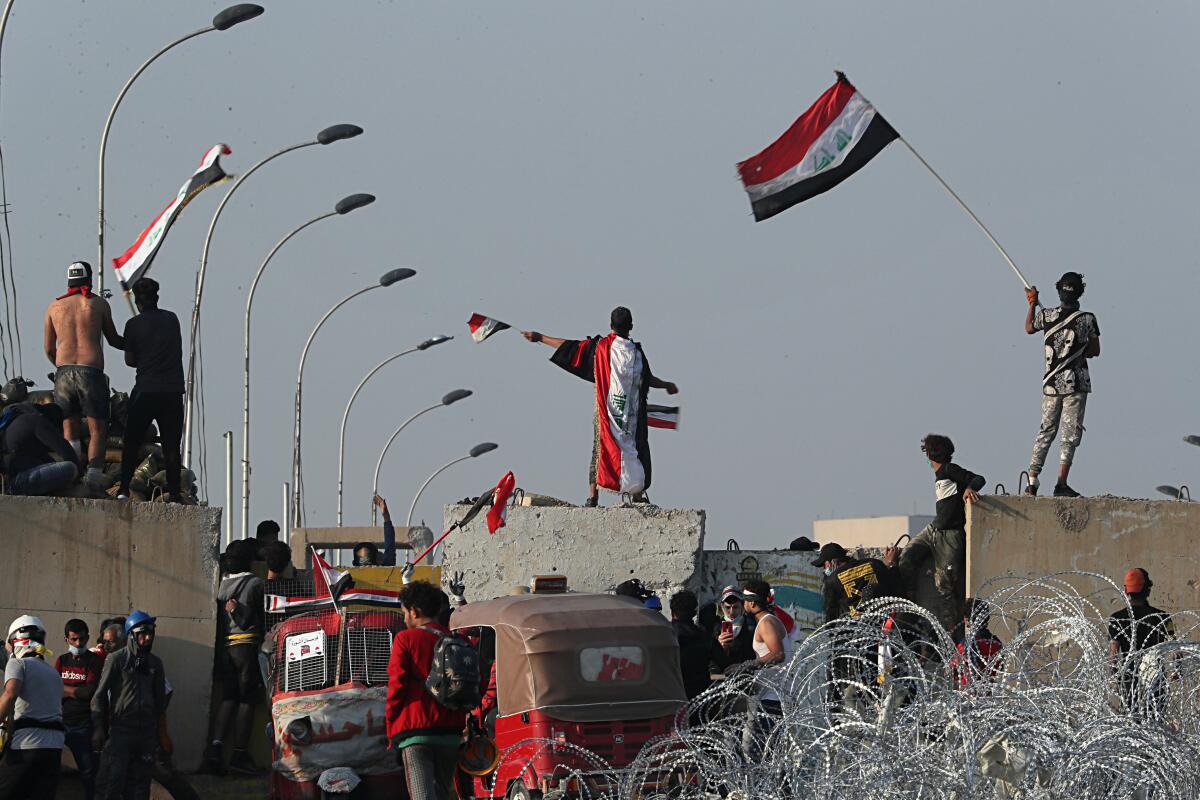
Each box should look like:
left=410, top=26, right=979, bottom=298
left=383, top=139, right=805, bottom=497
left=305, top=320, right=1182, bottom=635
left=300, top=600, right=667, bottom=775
left=452, top=593, right=687, bottom=722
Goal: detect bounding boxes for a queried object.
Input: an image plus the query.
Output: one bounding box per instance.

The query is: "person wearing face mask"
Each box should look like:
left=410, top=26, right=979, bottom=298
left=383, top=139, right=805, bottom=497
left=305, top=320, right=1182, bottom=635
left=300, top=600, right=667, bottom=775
left=55, top=619, right=104, bottom=800
left=0, top=615, right=64, bottom=800
left=91, top=611, right=166, bottom=800
left=713, top=586, right=757, bottom=667
left=202, top=539, right=264, bottom=776
left=1023, top=272, right=1100, bottom=498
left=814, top=543, right=900, bottom=625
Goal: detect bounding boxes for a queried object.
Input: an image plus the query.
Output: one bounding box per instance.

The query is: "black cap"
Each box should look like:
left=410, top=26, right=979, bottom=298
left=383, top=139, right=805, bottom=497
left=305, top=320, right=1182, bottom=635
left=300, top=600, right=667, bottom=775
left=811, top=542, right=848, bottom=567
left=66, top=261, right=92, bottom=288
left=790, top=536, right=819, bottom=552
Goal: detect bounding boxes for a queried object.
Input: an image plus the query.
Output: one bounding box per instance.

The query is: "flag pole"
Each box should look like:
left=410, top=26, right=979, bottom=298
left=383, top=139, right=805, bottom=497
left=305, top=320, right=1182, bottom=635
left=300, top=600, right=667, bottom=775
left=122, top=288, right=136, bottom=315
left=842, top=72, right=1032, bottom=290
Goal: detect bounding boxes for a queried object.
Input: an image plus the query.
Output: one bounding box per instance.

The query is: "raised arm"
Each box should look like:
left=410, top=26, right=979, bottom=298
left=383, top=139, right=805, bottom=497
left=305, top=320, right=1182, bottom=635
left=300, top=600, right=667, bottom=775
left=647, top=375, right=678, bottom=394
left=1024, top=287, right=1039, bottom=335
left=375, top=495, right=397, bottom=566
left=521, top=331, right=566, bottom=348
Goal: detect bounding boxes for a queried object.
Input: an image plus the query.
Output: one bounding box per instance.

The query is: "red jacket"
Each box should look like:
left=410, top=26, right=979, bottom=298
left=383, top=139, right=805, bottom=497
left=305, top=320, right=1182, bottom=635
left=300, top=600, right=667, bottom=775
left=385, top=623, right=466, bottom=742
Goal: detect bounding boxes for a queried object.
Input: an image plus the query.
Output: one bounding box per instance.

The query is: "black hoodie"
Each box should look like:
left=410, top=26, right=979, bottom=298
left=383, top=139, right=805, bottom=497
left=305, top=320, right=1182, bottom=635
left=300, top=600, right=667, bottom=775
left=672, top=619, right=728, bottom=699
left=90, top=633, right=167, bottom=735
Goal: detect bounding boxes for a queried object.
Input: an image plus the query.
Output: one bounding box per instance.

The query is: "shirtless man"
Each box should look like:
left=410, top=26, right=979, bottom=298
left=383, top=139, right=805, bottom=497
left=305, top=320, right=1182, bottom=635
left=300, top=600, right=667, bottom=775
left=43, top=261, right=123, bottom=490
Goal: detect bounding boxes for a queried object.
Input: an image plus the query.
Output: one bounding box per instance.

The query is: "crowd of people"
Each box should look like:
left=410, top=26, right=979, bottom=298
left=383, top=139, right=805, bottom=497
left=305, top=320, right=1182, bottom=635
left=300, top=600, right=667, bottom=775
left=0, top=264, right=185, bottom=502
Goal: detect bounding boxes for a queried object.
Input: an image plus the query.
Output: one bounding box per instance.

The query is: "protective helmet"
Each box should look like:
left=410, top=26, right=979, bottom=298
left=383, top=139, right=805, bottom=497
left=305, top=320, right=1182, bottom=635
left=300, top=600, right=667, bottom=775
left=124, top=610, right=156, bottom=636
left=7, top=615, right=45, bottom=642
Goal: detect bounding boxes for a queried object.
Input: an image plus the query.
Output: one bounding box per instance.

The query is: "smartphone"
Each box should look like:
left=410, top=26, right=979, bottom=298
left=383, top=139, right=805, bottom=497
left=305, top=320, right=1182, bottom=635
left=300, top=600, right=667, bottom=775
left=720, top=621, right=733, bottom=636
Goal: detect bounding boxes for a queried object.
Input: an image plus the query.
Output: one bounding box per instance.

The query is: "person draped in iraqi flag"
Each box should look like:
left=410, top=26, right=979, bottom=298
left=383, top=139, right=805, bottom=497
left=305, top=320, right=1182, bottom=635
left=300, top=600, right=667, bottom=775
left=523, top=307, right=677, bottom=506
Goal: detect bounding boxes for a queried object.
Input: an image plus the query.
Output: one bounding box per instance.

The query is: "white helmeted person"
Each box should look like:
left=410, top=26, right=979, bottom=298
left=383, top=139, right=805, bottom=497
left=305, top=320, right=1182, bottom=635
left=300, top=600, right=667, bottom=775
left=0, top=615, right=65, bottom=799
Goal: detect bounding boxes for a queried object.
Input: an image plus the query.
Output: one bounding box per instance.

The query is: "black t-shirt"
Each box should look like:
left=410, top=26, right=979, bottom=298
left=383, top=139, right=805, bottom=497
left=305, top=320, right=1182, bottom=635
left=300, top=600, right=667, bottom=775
left=55, top=650, right=105, bottom=727
left=122, top=308, right=184, bottom=393
left=1108, top=604, right=1173, bottom=654
left=2, top=405, right=77, bottom=476
left=823, top=558, right=899, bottom=622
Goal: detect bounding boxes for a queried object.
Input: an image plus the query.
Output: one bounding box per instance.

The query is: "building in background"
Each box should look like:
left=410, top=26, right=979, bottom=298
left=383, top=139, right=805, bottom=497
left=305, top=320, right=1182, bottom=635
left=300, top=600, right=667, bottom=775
left=813, top=515, right=934, bottom=550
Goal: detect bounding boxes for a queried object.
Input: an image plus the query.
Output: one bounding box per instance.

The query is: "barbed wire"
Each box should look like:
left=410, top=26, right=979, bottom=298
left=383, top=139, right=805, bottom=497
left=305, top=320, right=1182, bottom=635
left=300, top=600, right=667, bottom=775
left=488, top=573, right=1200, bottom=800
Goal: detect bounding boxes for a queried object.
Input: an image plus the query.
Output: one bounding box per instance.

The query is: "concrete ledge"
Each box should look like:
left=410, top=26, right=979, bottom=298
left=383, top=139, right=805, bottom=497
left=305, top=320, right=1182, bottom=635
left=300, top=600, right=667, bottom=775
left=442, top=504, right=705, bottom=602
left=968, top=495, right=1200, bottom=611
left=0, top=495, right=220, bottom=768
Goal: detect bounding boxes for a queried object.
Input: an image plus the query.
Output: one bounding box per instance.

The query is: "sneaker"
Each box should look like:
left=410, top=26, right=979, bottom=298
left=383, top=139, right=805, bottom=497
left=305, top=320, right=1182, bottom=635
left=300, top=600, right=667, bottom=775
left=228, top=748, right=258, bottom=775
left=200, top=743, right=225, bottom=776
left=1024, top=476, right=1039, bottom=496
left=1053, top=483, right=1081, bottom=498
left=584, top=496, right=599, bottom=508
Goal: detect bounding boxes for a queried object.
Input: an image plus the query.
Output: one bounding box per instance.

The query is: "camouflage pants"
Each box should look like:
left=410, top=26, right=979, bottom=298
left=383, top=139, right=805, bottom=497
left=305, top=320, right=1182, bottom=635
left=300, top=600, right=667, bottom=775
left=1029, top=393, right=1087, bottom=473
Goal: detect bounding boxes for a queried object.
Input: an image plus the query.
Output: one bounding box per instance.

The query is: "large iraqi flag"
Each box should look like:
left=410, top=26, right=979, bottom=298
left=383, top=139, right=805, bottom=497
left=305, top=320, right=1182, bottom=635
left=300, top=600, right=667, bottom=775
left=112, top=143, right=232, bottom=288
left=737, top=73, right=898, bottom=222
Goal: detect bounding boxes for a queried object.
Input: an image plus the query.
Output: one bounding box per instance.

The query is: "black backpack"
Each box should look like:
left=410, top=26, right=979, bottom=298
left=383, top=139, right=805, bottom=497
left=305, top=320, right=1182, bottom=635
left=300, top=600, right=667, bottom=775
left=420, top=626, right=482, bottom=710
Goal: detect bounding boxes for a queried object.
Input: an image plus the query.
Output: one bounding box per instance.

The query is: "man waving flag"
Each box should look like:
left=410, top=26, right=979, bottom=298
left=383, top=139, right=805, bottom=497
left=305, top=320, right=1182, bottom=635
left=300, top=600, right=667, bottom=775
left=737, top=73, right=897, bottom=222
left=112, top=143, right=232, bottom=288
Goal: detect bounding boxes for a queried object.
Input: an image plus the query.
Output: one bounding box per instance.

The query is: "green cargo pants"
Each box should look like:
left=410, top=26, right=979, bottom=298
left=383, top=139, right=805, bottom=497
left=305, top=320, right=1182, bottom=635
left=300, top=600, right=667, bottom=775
left=898, top=524, right=965, bottom=633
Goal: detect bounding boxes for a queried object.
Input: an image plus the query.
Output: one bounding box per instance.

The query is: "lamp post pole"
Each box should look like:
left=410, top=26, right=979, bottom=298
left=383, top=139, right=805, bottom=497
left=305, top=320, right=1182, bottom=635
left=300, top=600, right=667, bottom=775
left=335, top=337, right=453, bottom=526
left=370, top=390, right=473, bottom=525
left=98, top=4, right=264, bottom=296
left=406, top=443, right=498, bottom=528
left=242, top=195, right=374, bottom=539
left=183, top=123, right=364, bottom=468
left=292, top=268, right=416, bottom=528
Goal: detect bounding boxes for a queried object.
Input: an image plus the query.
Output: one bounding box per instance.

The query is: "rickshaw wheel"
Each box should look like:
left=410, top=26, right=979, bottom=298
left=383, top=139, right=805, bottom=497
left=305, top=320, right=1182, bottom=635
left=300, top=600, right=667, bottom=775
left=507, top=778, right=542, bottom=800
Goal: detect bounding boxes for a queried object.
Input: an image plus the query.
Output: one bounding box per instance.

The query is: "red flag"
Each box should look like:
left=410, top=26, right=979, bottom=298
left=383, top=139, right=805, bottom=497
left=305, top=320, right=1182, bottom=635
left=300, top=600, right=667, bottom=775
left=487, top=471, right=516, bottom=534
left=468, top=313, right=511, bottom=343
left=312, top=549, right=353, bottom=599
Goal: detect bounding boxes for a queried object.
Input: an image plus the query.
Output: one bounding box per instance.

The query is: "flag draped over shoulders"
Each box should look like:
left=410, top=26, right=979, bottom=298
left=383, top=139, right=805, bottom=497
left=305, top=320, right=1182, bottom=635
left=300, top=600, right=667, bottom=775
left=550, top=334, right=653, bottom=494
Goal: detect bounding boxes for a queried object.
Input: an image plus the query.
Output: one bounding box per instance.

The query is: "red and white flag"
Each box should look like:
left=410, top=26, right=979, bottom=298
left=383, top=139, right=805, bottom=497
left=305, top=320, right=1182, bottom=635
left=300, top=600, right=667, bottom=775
left=737, top=74, right=898, bottom=222
left=468, top=313, right=511, bottom=343
left=487, top=471, right=516, bottom=534
left=112, top=143, right=232, bottom=288
left=312, top=549, right=353, bottom=600
left=647, top=405, right=680, bottom=431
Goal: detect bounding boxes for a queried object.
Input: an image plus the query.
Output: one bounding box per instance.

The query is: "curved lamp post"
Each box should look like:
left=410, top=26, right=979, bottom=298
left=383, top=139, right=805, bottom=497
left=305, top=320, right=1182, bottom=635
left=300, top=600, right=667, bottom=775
left=370, top=389, right=473, bottom=525
left=1185, top=436, right=1200, bottom=448
left=1156, top=485, right=1191, bottom=502
left=406, top=442, right=498, bottom=528
left=240, top=194, right=375, bottom=539
left=183, top=122, right=364, bottom=467
left=98, top=3, right=264, bottom=295
left=292, top=267, right=416, bottom=527
left=335, top=335, right=453, bottom=526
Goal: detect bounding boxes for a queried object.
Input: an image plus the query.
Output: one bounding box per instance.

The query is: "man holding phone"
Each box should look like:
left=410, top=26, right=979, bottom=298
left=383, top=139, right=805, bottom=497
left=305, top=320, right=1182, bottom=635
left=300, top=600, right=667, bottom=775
left=714, top=586, right=757, bottom=666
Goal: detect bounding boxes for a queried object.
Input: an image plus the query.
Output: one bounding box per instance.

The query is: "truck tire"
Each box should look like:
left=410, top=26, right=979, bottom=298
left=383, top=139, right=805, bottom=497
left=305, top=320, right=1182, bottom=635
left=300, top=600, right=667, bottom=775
left=507, top=779, right=543, bottom=800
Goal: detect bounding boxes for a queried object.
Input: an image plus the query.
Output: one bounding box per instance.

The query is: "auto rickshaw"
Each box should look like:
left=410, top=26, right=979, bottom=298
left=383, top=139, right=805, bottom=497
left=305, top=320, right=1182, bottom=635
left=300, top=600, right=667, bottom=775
left=452, top=590, right=689, bottom=799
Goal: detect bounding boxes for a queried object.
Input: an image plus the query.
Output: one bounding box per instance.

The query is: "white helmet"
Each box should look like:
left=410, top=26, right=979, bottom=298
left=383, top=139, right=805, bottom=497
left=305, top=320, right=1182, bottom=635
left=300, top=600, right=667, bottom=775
left=7, top=615, right=45, bottom=641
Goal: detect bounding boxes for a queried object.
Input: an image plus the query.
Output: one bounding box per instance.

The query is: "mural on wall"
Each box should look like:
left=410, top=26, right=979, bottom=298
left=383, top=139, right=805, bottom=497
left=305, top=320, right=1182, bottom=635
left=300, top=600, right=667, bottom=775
left=701, top=551, right=826, bottom=635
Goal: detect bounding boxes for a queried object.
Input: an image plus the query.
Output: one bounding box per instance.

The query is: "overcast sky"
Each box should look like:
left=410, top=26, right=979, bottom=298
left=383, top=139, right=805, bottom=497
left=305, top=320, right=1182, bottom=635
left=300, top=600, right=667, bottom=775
left=3, top=2, right=1198, bottom=548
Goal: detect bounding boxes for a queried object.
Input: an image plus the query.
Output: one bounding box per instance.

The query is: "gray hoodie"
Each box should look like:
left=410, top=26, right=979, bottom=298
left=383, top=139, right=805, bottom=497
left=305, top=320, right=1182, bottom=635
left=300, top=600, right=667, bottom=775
left=90, top=634, right=167, bottom=734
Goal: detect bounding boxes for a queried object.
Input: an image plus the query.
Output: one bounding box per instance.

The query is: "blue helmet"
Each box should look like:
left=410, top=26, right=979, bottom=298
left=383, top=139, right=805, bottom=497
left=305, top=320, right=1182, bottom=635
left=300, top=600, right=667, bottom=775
left=124, top=610, right=156, bottom=636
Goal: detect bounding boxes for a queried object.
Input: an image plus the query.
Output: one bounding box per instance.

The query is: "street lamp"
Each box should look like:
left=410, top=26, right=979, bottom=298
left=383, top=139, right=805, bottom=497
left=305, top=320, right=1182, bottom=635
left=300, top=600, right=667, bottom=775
left=183, top=122, right=364, bottom=468
left=371, top=389, right=473, bottom=524
left=336, top=336, right=453, bottom=526
left=98, top=3, right=264, bottom=294
left=407, top=442, right=498, bottom=528
left=292, top=267, right=416, bottom=526
left=240, top=195, right=375, bottom=539
left=1155, top=485, right=1191, bottom=502
left=1185, top=436, right=1200, bottom=448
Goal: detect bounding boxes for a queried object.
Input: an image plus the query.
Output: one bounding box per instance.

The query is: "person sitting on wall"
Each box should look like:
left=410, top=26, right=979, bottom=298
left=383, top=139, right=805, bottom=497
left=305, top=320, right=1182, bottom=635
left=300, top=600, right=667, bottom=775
left=1, top=401, right=79, bottom=496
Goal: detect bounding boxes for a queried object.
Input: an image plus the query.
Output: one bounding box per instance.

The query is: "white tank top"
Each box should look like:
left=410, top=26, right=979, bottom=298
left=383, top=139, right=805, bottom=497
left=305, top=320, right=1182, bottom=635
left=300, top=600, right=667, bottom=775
left=753, top=615, right=792, bottom=703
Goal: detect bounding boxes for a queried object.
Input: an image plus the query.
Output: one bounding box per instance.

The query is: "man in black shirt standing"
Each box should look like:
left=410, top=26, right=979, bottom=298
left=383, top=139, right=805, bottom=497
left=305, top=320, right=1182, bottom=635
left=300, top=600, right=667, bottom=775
left=898, top=434, right=985, bottom=632
left=1108, top=567, right=1173, bottom=714
left=1, top=402, right=79, bottom=495
left=116, top=278, right=185, bottom=502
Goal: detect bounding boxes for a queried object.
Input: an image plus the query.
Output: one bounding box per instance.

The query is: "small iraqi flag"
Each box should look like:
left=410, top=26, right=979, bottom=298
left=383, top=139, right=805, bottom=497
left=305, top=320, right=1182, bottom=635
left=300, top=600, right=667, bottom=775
left=487, top=471, right=516, bottom=534
left=647, top=405, right=680, bottom=431
left=737, top=73, right=898, bottom=222
left=468, top=313, right=510, bottom=343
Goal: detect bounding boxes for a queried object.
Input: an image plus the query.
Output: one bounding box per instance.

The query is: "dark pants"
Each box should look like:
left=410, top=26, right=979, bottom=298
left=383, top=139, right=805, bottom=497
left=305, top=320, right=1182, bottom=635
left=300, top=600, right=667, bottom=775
left=119, top=391, right=183, bottom=497
left=400, top=744, right=458, bottom=800
left=94, top=729, right=156, bottom=800
left=0, top=747, right=62, bottom=800
left=64, top=724, right=96, bottom=800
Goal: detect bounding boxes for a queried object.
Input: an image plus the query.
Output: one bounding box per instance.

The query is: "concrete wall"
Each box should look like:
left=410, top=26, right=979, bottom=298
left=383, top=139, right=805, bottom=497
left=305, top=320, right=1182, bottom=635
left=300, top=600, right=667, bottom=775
left=700, top=550, right=825, bottom=633
left=967, top=495, right=1200, bottom=613
left=0, top=496, right=220, bottom=768
left=442, top=504, right=705, bottom=603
